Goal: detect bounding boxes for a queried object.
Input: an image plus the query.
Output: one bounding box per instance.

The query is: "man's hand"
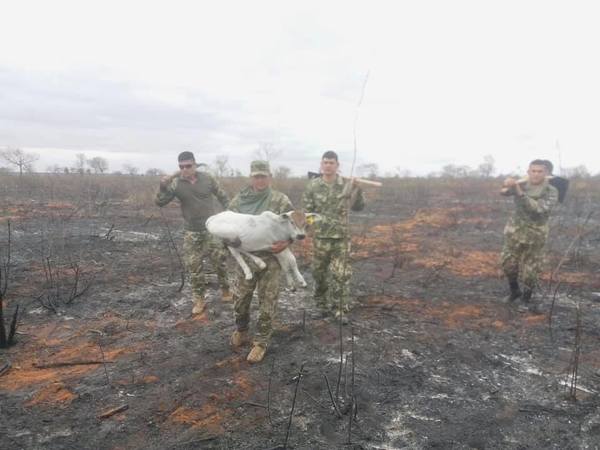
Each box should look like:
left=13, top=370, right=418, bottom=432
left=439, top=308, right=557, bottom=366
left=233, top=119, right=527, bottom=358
left=503, top=177, right=524, bottom=196
left=271, top=240, right=290, bottom=254
left=160, top=176, right=171, bottom=189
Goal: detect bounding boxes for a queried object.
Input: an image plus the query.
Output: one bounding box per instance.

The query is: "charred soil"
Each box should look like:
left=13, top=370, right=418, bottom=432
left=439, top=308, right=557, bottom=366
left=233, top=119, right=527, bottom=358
left=1, top=175, right=600, bottom=449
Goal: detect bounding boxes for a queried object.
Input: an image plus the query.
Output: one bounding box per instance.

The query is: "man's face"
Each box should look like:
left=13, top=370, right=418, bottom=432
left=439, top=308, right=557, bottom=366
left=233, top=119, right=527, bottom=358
left=178, top=159, right=196, bottom=179
left=320, top=158, right=339, bottom=176
left=527, top=164, right=548, bottom=185
left=251, top=174, right=271, bottom=191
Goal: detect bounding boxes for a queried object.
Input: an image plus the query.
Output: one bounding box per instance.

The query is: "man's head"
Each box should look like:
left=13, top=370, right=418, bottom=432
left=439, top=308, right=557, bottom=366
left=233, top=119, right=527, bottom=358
left=178, top=151, right=196, bottom=179
left=542, top=160, right=554, bottom=175
left=249, top=160, right=271, bottom=191
left=528, top=159, right=550, bottom=185
left=320, top=150, right=339, bottom=176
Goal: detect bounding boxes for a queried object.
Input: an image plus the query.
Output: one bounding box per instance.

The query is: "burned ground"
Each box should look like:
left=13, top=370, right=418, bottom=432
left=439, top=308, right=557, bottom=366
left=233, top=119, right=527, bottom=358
left=1, top=174, right=599, bottom=449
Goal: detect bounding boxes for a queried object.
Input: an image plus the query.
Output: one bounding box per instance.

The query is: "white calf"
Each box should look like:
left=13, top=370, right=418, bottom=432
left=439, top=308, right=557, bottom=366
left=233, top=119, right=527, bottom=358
left=205, top=210, right=316, bottom=289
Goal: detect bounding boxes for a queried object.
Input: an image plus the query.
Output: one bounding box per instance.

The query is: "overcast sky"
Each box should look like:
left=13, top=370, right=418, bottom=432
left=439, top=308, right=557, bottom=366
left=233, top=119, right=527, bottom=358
left=1, top=0, right=599, bottom=176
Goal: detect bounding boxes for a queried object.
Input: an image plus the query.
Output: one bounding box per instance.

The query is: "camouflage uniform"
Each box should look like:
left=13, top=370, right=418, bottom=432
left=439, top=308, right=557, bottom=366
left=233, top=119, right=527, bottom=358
left=229, top=185, right=293, bottom=349
left=501, top=180, right=559, bottom=292
left=155, top=172, right=230, bottom=297
left=301, top=175, right=365, bottom=313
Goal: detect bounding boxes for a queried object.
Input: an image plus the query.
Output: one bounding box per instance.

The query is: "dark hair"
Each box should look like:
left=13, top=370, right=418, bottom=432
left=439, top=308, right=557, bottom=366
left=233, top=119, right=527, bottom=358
left=529, top=159, right=550, bottom=171
left=321, top=150, right=338, bottom=161
left=178, top=151, right=195, bottom=162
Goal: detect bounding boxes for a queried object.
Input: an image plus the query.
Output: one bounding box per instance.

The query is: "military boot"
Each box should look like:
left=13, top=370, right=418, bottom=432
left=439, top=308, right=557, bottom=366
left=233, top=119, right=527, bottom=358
left=192, top=294, right=206, bottom=314
left=521, top=288, right=541, bottom=313
left=230, top=330, right=250, bottom=348
left=247, top=344, right=267, bottom=363
left=221, top=288, right=233, bottom=302
left=503, top=278, right=522, bottom=304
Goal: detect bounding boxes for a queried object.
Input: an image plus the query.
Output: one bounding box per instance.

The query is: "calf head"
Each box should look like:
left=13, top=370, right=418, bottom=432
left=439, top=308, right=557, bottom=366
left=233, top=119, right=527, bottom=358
left=279, top=210, right=320, bottom=241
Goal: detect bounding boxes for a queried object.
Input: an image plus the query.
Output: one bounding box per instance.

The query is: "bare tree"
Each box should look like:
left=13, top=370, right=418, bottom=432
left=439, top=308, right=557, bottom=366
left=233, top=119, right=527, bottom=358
left=441, top=164, right=471, bottom=178
left=74, top=153, right=87, bottom=174
left=273, top=165, right=292, bottom=179
left=145, top=168, right=165, bottom=176
left=477, top=155, right=495, bottom=177
left=46, top=164, right=63, bottom=174
left=563, top=165, right=590, bottom=179
left=213, top=155, right=232, bottom=178
left=87, top=156, right=109, bottom=174
left=0, top=148, right=39, bottom=176
left=357, top=163, right=379, bottom=179
left=253, top=142, right=282, bottom=163
left=122, top=163, right=139, bottom=176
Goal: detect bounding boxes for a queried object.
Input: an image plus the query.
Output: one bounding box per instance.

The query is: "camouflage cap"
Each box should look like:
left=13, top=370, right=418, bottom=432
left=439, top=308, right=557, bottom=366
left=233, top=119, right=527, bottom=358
left=250, top=160, right=271, bottom=176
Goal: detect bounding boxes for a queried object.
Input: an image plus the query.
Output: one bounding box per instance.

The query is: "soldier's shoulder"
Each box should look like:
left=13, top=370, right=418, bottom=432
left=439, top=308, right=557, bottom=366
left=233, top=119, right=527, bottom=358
left=305, top=178, right=321, bottom=188
left=198, top=171, right=218, bottom=183
left=271, top=189, right=291, bottom=202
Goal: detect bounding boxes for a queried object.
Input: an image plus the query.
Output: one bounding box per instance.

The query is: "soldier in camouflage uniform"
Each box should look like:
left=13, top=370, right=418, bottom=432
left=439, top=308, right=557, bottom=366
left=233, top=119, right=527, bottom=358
left=229, top=160, right=294, bottom=363
left=500, top=159, right=559, bottom=311
left=155, top=151, right=231, bottom=315
left=301, top=151, right=365, bottom=322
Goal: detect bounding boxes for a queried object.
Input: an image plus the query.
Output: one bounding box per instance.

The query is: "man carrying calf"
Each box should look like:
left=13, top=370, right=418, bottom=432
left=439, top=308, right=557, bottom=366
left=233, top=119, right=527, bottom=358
left=227, top=160, right=294, bottom=363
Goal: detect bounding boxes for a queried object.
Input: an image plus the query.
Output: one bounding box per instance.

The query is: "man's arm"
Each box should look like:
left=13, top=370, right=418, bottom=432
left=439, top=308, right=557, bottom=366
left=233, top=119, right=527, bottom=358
left=210, top=175, right=230, bottom=209
left=516, top=186, right=559, bottom=217
left=301, top=184, right=315, bottom=213
left=228, top=194, right=240, bottom=213
left=155, top=177, right=177, bottom=207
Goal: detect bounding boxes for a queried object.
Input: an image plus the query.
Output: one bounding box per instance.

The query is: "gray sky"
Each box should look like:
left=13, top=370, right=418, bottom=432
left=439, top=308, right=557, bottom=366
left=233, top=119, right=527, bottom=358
left=1, top=0, right=599, bottom=176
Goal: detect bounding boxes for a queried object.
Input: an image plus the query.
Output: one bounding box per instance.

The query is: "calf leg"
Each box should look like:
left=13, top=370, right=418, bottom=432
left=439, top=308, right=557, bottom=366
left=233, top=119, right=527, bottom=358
left=228, top=247, right=254, bottom=281
left=238, top=249, right=267, bottom=271
left=275, top=249, right=306, bottom=289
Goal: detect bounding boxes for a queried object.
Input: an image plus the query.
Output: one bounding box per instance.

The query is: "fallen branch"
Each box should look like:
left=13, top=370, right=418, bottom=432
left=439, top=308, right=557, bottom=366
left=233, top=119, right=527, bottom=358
left=0, top=360, right=11, bottom=376
left=98, top=404, right=129, bottom=419
left=34, top=360, right=114, bottom=369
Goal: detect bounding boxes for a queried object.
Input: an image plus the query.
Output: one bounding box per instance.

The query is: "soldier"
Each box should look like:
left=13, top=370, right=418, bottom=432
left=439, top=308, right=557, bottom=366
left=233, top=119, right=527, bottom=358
left=155, top=151, right=231, bottom=314
left=501, top=159, right=559, bottom=311
left=228, top=160, right=294, bottom=363
left=301, top=151, right=365, bottom=322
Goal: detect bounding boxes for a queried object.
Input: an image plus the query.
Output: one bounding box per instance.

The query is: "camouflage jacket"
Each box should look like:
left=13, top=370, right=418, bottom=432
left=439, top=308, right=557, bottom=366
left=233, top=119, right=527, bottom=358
left=301, top=175, right=365, bottom=239
left=155, top=172, right=229, bottom=232
left=229, top=186, right=293, bottom=216
left=504, top=180, right=559, bottom=241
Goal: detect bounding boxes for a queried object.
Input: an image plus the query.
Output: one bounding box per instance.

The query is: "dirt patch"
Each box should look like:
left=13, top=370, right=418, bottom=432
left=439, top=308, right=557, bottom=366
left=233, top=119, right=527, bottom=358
left=24, top=382, right=77, bottom=407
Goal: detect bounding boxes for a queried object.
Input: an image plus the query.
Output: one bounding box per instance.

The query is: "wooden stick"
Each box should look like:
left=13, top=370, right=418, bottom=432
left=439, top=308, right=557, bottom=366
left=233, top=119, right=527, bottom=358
left=0, top=361, right=11, bottom=377
left=98, top=404, right=129, bottom=419
left=500, top=175, right=554, bottom=194
left=34, top=360, right=114, bottom=369
left=348, top=177, right=382, bottom=187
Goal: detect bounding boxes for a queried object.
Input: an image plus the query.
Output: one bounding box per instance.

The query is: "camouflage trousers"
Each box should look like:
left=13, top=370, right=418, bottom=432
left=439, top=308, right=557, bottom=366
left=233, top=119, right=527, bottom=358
left=232, top=253, right=281, bottom=348
left=183, top=231, right=229, bottom=297
left=312, top=237, right=352, bottom=313
left=500, top=231, right=546, bottom=290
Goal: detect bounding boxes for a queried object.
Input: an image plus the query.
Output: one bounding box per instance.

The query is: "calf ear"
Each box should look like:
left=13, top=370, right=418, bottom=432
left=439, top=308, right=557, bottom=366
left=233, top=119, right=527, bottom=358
left=305, top=212, right=321, bottom=225
left=279, top=211, right=294, bottom=219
